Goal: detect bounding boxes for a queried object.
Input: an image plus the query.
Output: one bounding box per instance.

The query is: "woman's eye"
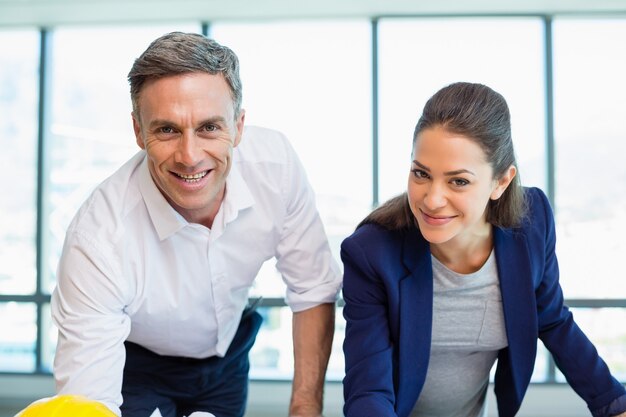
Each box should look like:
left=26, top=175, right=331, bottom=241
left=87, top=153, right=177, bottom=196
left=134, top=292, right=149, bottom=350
left=411, top=169, right=429, bottom=180
left=451, top=178, right=470, bottom=187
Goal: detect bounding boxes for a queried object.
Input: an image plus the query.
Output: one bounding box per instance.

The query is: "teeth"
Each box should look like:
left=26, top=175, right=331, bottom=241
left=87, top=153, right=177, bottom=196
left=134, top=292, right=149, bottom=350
left=177, top=171, right=208, bottom=182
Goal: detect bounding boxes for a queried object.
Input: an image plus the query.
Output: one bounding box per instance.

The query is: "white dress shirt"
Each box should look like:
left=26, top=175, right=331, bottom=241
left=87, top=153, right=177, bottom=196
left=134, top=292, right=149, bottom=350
left=51, top=126, right=342, bottom=415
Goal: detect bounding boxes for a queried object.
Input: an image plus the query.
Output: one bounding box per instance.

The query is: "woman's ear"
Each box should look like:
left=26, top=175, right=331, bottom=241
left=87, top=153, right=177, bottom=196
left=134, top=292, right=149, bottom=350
left=491, top=165, right=517, bottom=200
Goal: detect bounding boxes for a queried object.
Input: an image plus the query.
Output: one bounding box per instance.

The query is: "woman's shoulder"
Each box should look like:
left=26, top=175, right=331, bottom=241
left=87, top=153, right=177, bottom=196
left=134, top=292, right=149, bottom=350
left=341, top=223, right=426, bottom=283
left=345, top=222, right=407, bottom=242
left=521, top=186, right=553, bottom=224
left=341, top=223, right=419, bottom=258
left=508, top=187, right=554, bottom=240
left=523, top=186, right=549, bottom=206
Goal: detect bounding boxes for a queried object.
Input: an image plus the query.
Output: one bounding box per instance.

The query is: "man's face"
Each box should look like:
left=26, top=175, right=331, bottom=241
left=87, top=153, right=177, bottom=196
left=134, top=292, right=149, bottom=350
left=133, top=72, right=245, bottom=226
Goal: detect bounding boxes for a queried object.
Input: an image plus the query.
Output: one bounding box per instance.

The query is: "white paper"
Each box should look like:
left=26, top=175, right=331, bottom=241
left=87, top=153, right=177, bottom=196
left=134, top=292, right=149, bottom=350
left=149, top=408, right=215, bottom=417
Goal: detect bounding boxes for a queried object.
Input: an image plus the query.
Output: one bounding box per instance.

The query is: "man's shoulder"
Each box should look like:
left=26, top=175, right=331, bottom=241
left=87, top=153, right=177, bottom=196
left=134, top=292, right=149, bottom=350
left=67, top=152, right=145, bottom=239
left=236, top=125, right=293, bottom=164
left=241, top=125, right=289, bottom=143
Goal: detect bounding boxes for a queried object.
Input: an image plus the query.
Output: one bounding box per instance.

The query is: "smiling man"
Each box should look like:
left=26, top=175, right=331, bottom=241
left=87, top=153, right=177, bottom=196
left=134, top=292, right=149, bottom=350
left=51, top=32, right=341, bottom=417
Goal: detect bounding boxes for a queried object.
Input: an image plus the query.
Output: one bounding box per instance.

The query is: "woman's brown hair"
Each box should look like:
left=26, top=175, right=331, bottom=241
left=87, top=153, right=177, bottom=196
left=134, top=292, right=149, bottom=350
left=361, top=82, right=526, bottom=230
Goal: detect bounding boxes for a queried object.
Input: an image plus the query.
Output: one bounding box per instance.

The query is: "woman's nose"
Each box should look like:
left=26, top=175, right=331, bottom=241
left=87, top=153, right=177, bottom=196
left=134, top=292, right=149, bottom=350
left=423, top=183, right=447, bottom=210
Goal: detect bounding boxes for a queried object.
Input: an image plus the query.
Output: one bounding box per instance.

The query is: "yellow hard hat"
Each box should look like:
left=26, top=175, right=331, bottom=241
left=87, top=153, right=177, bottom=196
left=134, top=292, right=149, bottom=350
left=17, top=395, right=116, bottom=417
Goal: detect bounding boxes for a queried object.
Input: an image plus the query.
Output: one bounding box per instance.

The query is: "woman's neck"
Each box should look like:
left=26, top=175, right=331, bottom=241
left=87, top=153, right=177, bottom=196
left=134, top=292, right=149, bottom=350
left=429, top=226, right=494, bottom=274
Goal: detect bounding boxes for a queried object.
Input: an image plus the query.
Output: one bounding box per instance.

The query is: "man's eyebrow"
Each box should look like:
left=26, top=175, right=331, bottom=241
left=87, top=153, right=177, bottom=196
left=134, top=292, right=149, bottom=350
left=197, top=116, right=228, bottom=126
left=148, top=119, right=174, bottom=129
left=412, top=160, right=476, bottom=176
left=147, top=116, right=228, bottom=129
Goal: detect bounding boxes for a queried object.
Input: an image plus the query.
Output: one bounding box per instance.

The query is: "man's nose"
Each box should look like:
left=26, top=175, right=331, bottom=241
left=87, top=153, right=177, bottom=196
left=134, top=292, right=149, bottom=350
left=175, top=131, right=203, bottom=166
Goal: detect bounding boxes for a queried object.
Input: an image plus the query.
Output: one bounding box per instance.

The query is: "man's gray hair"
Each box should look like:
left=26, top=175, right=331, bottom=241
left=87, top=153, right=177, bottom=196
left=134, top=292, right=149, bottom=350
left=128, top=31, right=242, bottom=116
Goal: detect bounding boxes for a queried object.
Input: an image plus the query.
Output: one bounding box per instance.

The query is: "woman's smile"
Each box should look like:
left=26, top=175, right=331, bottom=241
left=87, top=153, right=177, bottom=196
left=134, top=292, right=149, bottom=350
left=420, top=209, right=457, bottom=226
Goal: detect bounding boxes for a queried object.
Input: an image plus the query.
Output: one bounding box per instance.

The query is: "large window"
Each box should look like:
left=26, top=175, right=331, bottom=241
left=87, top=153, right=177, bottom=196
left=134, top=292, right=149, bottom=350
left=0, top=30, right=39, bottom=296
left=0, top=25, right=201, bottom=374
left=0, top=17, right=625, bottom=384
left=378, top=18, right=546, bottom=202
left=556, top=308, right=626, bottom=381
left=42, top=24, right=201, bottom=372
left=377, top=17, right=549, bottom=385
left=45, top=25, right=201, bottom=294
left=552, top=17, right=626, bottom=377
left=211, top=20, right=373, bottom=266
left=0, top=29, right=40, bottom=372
left=211, top=20, right=372, bottom=380
left=552, top=18, right=626, bottom=299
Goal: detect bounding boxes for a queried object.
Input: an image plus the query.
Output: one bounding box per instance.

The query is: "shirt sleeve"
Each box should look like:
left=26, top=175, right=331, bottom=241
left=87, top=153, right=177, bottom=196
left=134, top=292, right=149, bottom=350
left=591, top=394, right=626, bottom=417
left=529, top=188, right=626, bottom=414
left=51, top=230, right=131, bottom=416
left=272, top=136, right=342, bottom=312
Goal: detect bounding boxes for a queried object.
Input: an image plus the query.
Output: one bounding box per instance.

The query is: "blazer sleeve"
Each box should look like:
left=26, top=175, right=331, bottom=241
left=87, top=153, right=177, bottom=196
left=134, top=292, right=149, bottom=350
left=529, top=188, right=626, bottom=414
left=341, top=230, right=399, bottom=417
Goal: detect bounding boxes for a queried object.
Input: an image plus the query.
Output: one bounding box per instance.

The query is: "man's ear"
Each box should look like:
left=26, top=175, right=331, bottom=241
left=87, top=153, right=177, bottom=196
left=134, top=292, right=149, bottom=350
left=233, top=109, right=246, bottom=148
left=132, top=112, right=145, bottom=150
left=491, top=165, right=517, bottom=200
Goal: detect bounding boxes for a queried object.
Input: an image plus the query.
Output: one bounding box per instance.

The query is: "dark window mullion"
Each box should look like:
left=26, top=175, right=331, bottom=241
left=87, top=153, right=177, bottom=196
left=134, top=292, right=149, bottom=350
left=35, top=27, right=52, bottom=374
left=371, top=18, right=379, bottom=208
left=544, top=15, right=555, bottom=208
left=543, top=15, right=557, bottom=383
left=202, top=22, right=211, bottom=37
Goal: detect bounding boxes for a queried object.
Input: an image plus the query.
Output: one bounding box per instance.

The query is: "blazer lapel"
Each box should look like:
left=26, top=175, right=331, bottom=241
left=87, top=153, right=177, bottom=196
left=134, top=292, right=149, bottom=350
left=396, top=227, right=433, bottom=417
left=391, top=226, right=537, bottom=416
left=493, top=227, right=537, bottom=410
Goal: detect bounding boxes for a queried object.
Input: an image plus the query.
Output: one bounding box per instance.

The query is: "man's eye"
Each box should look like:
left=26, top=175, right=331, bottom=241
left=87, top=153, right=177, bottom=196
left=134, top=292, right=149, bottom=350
left=159, top=127, right=175, bottom=134
left=203, top=124, right=217, bottom=132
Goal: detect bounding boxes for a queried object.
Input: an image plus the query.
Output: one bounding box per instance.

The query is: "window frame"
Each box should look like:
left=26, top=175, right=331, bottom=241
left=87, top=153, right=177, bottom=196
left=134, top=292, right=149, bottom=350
left=0, top=16, right=625, bottom=384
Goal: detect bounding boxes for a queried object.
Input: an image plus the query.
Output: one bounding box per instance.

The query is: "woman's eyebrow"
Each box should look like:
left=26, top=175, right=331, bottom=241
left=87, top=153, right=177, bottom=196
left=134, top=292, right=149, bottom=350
left=412, top=160, right=475, bottom=176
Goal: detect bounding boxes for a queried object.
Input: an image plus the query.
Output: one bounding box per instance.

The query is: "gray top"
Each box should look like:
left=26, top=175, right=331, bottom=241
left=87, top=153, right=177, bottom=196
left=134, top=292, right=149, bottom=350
left=410, top=250, right=508, bottom=417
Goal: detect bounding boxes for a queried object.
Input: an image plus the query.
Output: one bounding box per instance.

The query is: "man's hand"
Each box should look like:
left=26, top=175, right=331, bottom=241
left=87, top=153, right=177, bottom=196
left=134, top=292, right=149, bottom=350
left=289, top=303, right=335, bottom=417
left=289, top=400, right=323, bottom=417
left=289, top=407, right=323, bottom=417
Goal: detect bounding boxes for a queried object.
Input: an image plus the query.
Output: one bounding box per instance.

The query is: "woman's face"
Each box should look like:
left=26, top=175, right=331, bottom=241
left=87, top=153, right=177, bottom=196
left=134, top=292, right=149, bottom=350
left=407, top=125, right=514, bottom=249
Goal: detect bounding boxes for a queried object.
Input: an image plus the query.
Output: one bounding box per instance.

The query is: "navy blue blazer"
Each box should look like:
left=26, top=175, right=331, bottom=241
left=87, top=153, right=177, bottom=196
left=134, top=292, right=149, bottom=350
left=341, top=187, right=625, bottom=417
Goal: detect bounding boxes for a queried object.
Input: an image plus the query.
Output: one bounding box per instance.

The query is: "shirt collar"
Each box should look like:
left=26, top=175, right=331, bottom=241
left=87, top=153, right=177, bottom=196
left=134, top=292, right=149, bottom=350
left=138, top=154, right=255, bottom=241
left=138, top=155, right=187, bottom=241
left=211, top=159, right=255, bottom=239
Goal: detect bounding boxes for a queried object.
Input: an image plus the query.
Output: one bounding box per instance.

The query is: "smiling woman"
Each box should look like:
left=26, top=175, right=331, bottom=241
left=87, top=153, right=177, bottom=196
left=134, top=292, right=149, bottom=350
left=341, top=82, right=626, bottom=417
left=407, top=127, right=516, bottom=267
